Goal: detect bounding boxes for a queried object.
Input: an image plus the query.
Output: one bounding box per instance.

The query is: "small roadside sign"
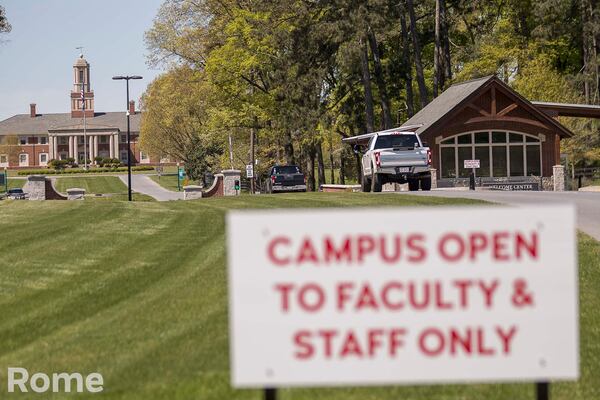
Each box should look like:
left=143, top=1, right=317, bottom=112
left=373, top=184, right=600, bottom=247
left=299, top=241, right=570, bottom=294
left=0, top=173, right=5, bottom=187
left=227, top=206, right=578, bottom=388
left=246, top=164, right=254, bottom=178
left=464, top=159, right=480, bottom=169
left=178, top=168, right=185, bottom=178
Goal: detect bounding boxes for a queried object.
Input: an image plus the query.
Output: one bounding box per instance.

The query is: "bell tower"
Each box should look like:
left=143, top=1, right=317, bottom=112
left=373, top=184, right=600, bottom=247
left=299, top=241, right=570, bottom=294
left=71, top=53, right=94, bottom=118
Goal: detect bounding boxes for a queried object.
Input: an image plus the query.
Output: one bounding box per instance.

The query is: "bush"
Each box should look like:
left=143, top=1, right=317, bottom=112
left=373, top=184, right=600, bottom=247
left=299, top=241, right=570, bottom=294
left=17, top=165, right=156, bottom=176
left=48, top=159, right=69, bottom=170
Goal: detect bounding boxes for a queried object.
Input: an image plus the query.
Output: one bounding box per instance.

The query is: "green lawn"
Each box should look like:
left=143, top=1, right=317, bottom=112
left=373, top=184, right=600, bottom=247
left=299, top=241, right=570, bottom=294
left=0, top=194, right=597, bottom=400
left=7, top=178, right=25, bottom=190
left=53, top=176, right=129, bottom=194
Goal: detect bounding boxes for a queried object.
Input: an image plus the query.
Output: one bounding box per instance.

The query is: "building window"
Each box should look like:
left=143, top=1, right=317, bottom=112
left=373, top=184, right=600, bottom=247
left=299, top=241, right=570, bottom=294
left=439, top=131, right=542, bottom=178
left=120, top=150, right=128, bottom=163
left=58, top=137, right=68, bottom=145
left=98, top=136, right=108, bottom=144
left=78, top=136, right=84, bottom=145
left=40, top=136, right=48, bottom=145
left=60, top=152, right=69, bottom=160
left=39, top=153, right=48, bottom=165
left=120, top=134, right=127, bottom=143
left=79, top=69, right=84, bottom=84
left=140, top=152, right=148, bottom=160
left=0, top=154, right=7, bottom=165
left=19, top=153, right=28, bottom=166
left=19, top=136, right=27, bottom=145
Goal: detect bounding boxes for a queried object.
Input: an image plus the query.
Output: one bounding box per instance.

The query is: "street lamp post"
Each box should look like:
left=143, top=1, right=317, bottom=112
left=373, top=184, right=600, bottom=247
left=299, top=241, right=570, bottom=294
left=112, top=75, right=143, bottom=201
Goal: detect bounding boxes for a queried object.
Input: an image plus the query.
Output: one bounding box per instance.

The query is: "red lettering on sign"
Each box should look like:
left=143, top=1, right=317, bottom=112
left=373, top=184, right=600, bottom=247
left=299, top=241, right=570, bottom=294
left=419, top=328, right=445, bottom=356
left=273, top=283, right=294, bottom=312
left=298, top=283, right=325, bottom=312
left=267, top=236, right=291, bottom=266
left=407, top=234, right=426, bottom=262
left=496, top=325, right=517, bottom=354
left=493, top=232, right=510, bottom=261
left=516, top=232, right=538, bottom=260
left=357, top=235, right=376, bottom=262
left=294, top=330, right=314, bottom=359
left=324, top=236, right=352, bottom=263
left=439, top=233, right=465, bottom=261
left=298, top=237, right=319, bottom=264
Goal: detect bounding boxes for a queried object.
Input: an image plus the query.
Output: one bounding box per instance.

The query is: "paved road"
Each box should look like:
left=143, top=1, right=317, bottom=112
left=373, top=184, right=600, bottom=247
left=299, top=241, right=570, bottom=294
left=118, top=175, right=183, bottom=201
left=400, top=189, right=600, bottom=241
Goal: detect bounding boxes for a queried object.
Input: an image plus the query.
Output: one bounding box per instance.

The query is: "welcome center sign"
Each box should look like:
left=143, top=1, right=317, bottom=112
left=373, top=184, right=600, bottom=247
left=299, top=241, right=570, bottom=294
left=227, top=206, right=578, bottom=387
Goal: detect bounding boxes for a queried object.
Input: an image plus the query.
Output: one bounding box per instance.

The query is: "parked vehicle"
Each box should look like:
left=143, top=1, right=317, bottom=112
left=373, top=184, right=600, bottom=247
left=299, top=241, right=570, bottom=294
left=265, top=165, right=307, bottom=193
left=357, top=130, right=432, bottom=192
left=7, top=188, right=27, bottom=200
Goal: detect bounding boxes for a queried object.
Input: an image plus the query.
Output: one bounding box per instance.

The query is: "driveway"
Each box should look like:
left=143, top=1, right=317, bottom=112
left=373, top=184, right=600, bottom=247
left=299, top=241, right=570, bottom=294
left=118, top=175, right=183, bottom=201
left=400, top=189, right=600, bottom=241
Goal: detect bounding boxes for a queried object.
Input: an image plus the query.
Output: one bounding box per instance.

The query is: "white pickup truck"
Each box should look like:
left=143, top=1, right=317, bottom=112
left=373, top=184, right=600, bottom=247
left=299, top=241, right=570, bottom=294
left=352, top=130, right=432, bottom=192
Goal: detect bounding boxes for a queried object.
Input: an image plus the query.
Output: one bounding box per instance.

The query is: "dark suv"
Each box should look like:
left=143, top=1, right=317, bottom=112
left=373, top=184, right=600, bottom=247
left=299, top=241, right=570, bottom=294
left=7, top=188, right=27, bottom=200
left=265, top=165, right=307, bottom=193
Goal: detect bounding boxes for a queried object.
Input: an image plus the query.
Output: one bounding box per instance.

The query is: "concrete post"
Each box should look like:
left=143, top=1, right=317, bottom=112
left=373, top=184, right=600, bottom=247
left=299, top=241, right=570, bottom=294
left=68, top=136, right=74, bottom=158
left=109, top=135, right=114, bottom=158
left=430, top=168, right=438, bottom=189
left=553, top=165, right=565, bottom=192
left=222, top=169, right=241, bottom=196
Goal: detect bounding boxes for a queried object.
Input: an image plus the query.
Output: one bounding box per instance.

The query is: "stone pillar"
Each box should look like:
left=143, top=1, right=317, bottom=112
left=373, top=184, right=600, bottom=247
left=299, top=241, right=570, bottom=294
left=68, top=136, right=74, bottom=158
left=93, top=136, right=99, bottom=161
left=23, top=175, right=46, bottom=200
left=222, top=169, right=241, bottom=196
left=553, top=165, right=565, bottom=192
left=109, top=135, right=114, bottom=158
left=430, top=168, right=438, bottom=189
left=47, top=135, right=54, bottom=160
left=114, top=133, right=120, bottom=160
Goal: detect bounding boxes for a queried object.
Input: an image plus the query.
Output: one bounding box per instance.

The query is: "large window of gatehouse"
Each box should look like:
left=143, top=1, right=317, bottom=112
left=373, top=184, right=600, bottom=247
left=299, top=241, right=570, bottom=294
left=438, top=131, right=542, bottom=179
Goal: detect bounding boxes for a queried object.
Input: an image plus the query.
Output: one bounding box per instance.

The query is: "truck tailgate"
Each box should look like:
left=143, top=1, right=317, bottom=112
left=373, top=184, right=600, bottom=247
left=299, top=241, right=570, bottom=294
left=379, top=148, right=429, bottom=167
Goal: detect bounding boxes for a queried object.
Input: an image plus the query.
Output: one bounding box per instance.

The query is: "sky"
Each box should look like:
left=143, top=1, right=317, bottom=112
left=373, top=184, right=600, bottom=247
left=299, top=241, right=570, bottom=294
left=0, top=0, right=166, bottom=121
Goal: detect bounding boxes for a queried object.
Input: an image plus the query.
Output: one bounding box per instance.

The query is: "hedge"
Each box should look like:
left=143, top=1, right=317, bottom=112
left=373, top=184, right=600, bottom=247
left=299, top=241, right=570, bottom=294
left=17, top=166, right=155, bottom=176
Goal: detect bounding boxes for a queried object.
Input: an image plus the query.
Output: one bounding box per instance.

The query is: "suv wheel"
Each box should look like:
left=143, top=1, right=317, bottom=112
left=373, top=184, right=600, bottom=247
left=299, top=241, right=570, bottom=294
left=420, top=176, right=432, bottom=191
left=408, top=178, right=419, bottom=191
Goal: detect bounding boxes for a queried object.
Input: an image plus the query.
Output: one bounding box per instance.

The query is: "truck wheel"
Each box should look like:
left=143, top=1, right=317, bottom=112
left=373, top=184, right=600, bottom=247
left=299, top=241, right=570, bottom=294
left=361, top=172, right=371, bottom=192
left=420, top=176, right=432, bottom=191
left=371, top=172, right=383, bottom=192
left=408, top=178, right=419, bottom=191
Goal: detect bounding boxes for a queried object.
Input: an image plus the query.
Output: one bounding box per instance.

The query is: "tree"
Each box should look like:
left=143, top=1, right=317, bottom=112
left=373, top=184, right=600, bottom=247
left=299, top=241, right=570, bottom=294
left=0, top=5, right=10, bottom=34
left=139, top=66, right=223, bottom=180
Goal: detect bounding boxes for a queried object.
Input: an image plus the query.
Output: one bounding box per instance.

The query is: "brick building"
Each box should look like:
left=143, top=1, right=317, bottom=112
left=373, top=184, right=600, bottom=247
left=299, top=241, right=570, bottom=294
left=0, top=55, right=156, bottom=168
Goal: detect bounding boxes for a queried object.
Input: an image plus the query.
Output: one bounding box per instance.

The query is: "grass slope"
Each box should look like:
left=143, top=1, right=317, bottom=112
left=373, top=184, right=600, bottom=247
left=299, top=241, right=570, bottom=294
left=0, top=194, right=597, bottom=400
left=54, top=176, right=128, bottom=194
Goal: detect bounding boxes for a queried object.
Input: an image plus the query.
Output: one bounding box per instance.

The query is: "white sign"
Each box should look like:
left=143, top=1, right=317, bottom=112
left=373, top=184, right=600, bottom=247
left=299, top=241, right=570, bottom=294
left=246, top=164, right=254, bottom=178
left=227, top=206, right=578, bottom=388
left=464, top=159, right=480, bottom=168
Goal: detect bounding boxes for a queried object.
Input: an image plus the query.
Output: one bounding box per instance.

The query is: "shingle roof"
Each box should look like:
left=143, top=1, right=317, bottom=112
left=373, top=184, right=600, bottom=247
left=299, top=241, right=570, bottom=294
left=401, top=76, right=493, bottom=135
left=401, top=75, right=573, bottom=138
left=0, top=112, right=141, bottom=136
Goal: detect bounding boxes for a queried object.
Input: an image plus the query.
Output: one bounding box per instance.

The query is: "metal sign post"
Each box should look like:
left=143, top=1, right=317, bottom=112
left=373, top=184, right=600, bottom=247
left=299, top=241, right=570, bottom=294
left=464, top=159, right=480, bottom=190
left=536, top=382, right=549, bottom=400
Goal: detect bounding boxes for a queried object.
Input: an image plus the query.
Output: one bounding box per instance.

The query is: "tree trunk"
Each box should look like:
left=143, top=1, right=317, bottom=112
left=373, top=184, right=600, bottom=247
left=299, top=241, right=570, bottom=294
left=355, top=152, right=361, bottom=183
left=316, top=141, right=326, bottom=187
left=400, top=7, right=415, bottom=117
left=433, top=0, right=441, bottom=98
left=582, top=0, right=592, bottom=103
left=305, top=144, right=316, bottom=191
left=284, top=130, right=295, bottom=164
left=340, top=149, right=346, bottom=184
left=329, top=138, right=335, bottom=184
left=367, top=27, right=393, bottom=129
left=407, top=0, right=428, bottom=108
left=359, top=36, right=376, bottom=133
left=440, top=0, right=452, bottom=82
left=249, top=126, right=255, bottom=193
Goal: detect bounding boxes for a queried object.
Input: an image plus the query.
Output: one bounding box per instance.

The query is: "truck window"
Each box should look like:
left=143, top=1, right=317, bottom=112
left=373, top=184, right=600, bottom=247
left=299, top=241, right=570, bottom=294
left=374, top=134, right=420, bottom=150
left=274, top=166, right=301, bottom=174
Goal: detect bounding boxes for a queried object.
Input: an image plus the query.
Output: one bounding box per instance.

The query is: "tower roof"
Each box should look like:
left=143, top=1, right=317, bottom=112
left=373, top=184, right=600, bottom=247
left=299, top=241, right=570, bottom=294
left=74, top=54, right=88, bottom=67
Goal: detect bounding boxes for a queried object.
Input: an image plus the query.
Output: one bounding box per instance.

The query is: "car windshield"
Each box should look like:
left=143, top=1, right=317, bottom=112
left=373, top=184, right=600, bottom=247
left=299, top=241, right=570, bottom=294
left=274, top=166, right=301, bottom=174
left=374, top=134, right=420, bottom=149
